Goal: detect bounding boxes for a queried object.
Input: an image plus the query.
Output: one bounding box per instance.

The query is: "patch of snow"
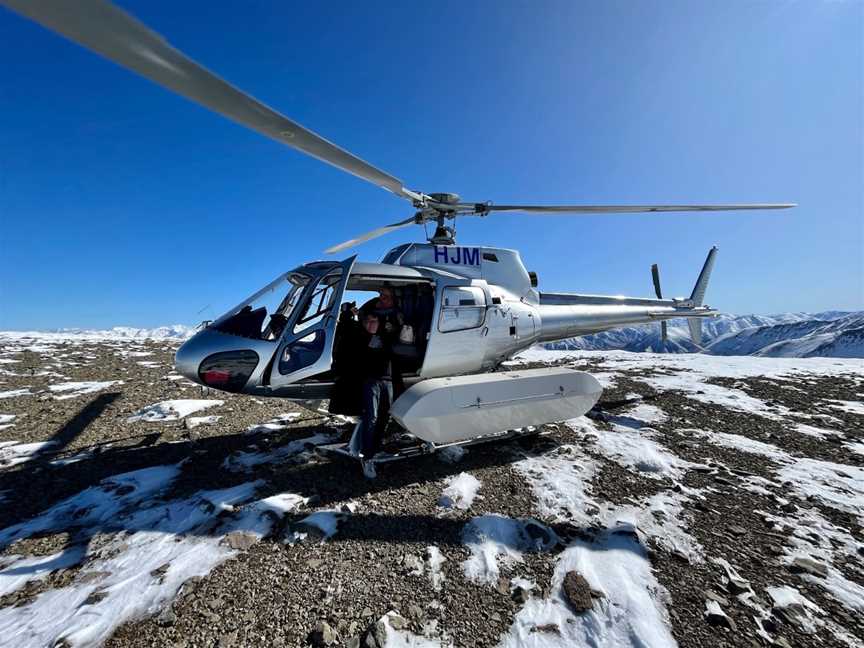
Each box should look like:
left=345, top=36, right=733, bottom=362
left=127, top=399, right=223, bottom=422
left=844, top=441, right=864, bottom=456
left=497, top=529, right=675, bottom=648
left=186, top=415, right=221, bottom=429
left=0, top=389, right=32, bottom=399
left=426, top=546, right=446, bottom=591
left=623, top=402, right=668, bottom=425
left=221, top=432, right=334, bottom=472
left=0, top=460, right=308, bottom=648
left=377, top=612, right=450, bottom=647
left=438, top=473, right=481, bottom=510
left=590, top=423, right=693, bottom=480
left=825, top=399, right=864, bottom=416
left=461, top=515, right=556, bottom=585
left=284, top=508, right=350, bottom=544
left=793, top=423, right=839, bottom=438
left=0, top=545, right=88, bottom=598
left=514, top=419, right=601, bottom=525
left=48, top=381, right=122, bottom=400
left=761, top=503, right=864, bottom=614
left=0, top=441, right=59, bottom=468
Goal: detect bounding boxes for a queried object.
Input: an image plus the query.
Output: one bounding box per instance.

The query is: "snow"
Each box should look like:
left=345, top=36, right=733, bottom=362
left=221, top=431, right=334, bottom=472
left=0, top=441, right=58, bottom=468
left=377, top=612, right=450, bottom=648
left=497, top=529, right=676, bottom=648
left=622, top=402, right=667, bottom=424
left=285, top=508, right=350, bottom=544
left=186, top=415, right=221, bottom=428
left=461, top=515, right=557, bottom=585
left=48, top=380, right=122, bottom=400
left=438, top=472, right=481, bottom=510
left=844, top=441, right=864, bottom=456
left=127, top=399, right=223, bottom=422
left=0, top=459, right=308, bottom=648
left=590, top=422, right=693, bottom=480
left=825, top=399, right=864, bottom=416
left=766, top=584, right=814, bottom=609
left=0, top=388, right=32, bottom=399
left=0, top=326, right=194, bottom=343
left=426, top=546, right=446, bottom=591
left=0, top=414, right=17, bottom=424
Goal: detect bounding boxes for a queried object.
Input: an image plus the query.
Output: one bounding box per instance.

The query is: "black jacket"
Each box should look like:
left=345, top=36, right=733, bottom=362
left=328, top=316, right=393, bottom=415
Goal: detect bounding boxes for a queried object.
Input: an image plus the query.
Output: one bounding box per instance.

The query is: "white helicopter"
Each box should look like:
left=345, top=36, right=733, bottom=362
left=5, top=0, right=794, bottom=464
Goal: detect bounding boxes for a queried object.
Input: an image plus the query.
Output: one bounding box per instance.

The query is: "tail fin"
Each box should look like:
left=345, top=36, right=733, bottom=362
left=687, top=246, right=719, bottom=345
left=690, top=246, right=718, bottom=306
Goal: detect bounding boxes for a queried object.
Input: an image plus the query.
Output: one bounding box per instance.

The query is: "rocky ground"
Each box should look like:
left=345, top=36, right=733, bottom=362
left=0, top=334, right=862, bottom=648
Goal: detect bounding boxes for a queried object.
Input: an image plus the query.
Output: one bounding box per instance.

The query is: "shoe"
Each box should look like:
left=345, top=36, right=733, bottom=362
left=361, top=459, right=377, bottom=479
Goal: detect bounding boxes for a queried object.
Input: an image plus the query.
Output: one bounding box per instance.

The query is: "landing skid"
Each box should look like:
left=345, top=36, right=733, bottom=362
left=316, top=426, right=546, bottom=465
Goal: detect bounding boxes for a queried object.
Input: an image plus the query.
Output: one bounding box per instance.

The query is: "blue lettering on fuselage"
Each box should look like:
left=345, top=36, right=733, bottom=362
left=432, top=246, right=481, bottom=266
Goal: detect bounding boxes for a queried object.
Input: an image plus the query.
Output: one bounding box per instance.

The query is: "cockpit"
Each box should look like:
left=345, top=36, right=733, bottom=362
left=174, top=258, right=436, bottom=397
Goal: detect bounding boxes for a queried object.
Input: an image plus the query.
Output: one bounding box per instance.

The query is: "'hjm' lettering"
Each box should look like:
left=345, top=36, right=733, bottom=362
left=433, top=246, right=480, bottom=266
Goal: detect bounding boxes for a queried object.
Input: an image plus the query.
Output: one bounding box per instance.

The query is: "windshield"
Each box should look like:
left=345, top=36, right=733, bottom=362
left=212, top=271, right=310, bottom=340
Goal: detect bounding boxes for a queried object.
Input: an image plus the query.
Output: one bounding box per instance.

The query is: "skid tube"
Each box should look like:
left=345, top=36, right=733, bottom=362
left=316, top=425, right=548, bottom=465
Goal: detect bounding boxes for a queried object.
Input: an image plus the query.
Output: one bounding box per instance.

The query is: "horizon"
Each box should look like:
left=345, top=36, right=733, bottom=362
left=2, top=1, right=862, bottom=329
left=1, top=308, right=861, bottom=334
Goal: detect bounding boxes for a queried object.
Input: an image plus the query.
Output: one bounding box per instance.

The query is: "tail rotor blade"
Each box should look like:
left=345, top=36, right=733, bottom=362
left=661, top=321, right=668, bottom=343
left=651, top=263, right=663, bottom=299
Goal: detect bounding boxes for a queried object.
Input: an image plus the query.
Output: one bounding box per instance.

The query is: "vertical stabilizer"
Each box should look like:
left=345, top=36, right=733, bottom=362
left=690, top=246, right=718, bottom=306
left=687, top=246, right=718, bottom=345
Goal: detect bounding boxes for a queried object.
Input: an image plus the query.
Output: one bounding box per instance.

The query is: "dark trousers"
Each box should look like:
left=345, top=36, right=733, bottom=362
left=359, top=378, right=391, bottom=457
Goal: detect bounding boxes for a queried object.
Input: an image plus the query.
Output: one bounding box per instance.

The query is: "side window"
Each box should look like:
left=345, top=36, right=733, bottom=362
left=439, top=286, right=486, bottom=332
left=293, top=270, right=342, bottom=334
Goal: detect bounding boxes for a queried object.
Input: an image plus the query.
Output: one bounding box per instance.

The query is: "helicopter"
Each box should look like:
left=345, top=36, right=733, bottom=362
left=4, top=0, right=794, bottom=464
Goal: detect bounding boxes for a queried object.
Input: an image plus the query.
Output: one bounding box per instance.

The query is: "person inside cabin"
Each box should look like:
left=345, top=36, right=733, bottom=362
left=360, top=284, right=403, bottom=345
left=360, top=283, right=408, bottom=396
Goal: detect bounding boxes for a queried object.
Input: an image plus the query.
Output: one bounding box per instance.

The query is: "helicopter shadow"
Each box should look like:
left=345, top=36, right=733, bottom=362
left=0, top=414, right=607, bottom=586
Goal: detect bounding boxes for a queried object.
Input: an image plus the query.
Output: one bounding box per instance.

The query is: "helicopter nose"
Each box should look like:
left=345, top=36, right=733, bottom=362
left=174, top=332, right=207, bottom=385
left=174, top=329, right=265, bottom=393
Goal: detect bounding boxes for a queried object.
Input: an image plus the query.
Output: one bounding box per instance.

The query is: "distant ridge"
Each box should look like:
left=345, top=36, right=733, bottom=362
left=3, top=312, right=862, bottom=358
left=0, top=325, right=195, bottom=341
left=544, top=312, right=864, bottom=358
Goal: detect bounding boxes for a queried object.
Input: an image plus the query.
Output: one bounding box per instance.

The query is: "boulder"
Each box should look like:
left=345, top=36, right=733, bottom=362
left=562, top=571, right=594, bottom=613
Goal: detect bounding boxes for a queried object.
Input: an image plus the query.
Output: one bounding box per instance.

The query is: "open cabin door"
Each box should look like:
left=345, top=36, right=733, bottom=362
left=268, top=256, right=356, bottom=386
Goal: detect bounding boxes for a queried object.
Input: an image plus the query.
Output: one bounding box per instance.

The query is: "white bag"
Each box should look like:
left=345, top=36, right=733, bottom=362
left=399, top=324, right=415, bottom=344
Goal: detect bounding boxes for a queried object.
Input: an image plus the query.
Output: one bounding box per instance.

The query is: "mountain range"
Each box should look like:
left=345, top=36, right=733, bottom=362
left=544, top=311, right=864, bottom=358
left=6, top=312, right=863, bottom=358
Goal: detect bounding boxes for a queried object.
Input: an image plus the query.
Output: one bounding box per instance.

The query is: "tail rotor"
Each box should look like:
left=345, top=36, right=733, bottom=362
left=651, top=263, right=668, bottom=350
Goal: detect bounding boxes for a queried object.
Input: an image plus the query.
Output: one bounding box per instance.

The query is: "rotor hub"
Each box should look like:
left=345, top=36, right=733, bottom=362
left=428, top=192, right=461, bottom=206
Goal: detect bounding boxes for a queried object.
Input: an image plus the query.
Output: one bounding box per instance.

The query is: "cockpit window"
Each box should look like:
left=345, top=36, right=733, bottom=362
left=381, top=244, right=410, bottom=264
left=293, top=269, right=343, bottom=334
left=212, top=272, right=310, bottom=340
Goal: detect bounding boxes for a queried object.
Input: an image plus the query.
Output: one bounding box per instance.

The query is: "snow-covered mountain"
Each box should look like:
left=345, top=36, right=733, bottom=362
left=4, top=312, right=862, bottom=357
left=0, top=325, right=196, bottom=342
left=545, top=312, right=864, bottom=358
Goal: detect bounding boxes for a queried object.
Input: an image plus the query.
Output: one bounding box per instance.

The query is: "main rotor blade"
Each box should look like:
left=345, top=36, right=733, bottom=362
left=472, top=203, right=796, bottom=214
left=2, top=0, right=415, bottom=200
left=325, top=216, right=417, bottom=254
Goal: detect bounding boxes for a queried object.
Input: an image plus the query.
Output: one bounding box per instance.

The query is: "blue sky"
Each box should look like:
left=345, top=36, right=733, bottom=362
left=1, top=0, right=861, bottom=330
